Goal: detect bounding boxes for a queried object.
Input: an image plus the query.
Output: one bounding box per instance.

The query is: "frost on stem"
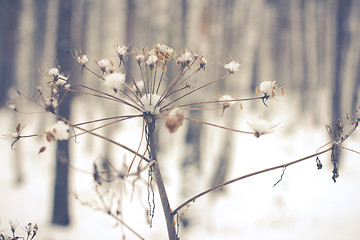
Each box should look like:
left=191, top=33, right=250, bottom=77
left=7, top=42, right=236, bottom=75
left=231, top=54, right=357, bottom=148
left=247, top=117, right=279, bottom=138
left=104, top=72, right=126, bottom=93
left=165, top=108, right=184, bottom=133
left=45, top=121, right=70, bottom=142
left=223, top=60, right=240, bottom=73
left=45, top=96, right=58, bottom=111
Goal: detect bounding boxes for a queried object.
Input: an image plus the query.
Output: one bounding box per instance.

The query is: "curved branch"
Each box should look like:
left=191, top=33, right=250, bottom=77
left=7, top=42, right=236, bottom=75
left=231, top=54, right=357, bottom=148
left=171, top=147, right=332, bottom=216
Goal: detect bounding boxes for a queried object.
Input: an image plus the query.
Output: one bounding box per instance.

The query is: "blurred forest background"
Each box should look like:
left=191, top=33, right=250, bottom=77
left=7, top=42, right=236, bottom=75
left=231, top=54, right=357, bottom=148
left=1, top=0, right=360, bottom=239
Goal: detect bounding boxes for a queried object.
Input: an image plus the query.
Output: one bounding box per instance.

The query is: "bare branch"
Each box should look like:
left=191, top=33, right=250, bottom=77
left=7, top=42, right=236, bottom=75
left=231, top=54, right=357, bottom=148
left=171, top=147, right=332, bottom=216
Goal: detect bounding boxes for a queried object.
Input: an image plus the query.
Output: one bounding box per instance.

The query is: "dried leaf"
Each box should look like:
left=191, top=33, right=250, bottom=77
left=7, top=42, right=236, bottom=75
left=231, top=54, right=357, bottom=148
left=239, top=103, right=243, bottom=110
left=45, top=131, right=56, bottom=142
left=16, top=123, right=21, bottom=133
left=281, top=87, right=286, bottom=95
left=39, top=146, right=46, bottom=154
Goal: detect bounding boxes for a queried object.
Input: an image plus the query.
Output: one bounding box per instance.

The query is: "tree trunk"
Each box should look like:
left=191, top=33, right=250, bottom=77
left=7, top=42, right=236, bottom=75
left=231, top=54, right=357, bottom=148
left=333, top=0, right=352, bottom=123
left=210, top=0, right=235, bottom=193
left=0, top=0, right=21, bottom=107
left=52, top=0, right=74, bottom=226
left=32, top=0, right=49, bottom=87
left=124, top=0, right=136, bottom=84
left=352, top=58, right=360, bottom=111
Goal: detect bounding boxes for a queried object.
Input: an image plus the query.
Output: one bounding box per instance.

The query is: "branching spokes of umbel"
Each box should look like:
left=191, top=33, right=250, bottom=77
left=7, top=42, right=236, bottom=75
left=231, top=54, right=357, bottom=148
left=5, top=43, right=360, bottom=240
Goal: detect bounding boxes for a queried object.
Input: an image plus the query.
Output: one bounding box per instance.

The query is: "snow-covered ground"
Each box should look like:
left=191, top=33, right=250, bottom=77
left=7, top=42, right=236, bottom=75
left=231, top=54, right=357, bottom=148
left=1, top=97, right=360, bottom=240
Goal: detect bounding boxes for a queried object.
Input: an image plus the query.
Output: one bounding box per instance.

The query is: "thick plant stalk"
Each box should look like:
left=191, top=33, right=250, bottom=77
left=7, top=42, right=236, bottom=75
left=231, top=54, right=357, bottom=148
left=147, top=118, right=177, bottom=240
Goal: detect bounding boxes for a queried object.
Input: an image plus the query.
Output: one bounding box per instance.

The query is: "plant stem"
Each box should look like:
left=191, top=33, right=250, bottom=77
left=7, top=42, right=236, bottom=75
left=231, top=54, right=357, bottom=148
left=171, top=146, right=332, bottom=215
left=147, top=118, right=176, bottom=240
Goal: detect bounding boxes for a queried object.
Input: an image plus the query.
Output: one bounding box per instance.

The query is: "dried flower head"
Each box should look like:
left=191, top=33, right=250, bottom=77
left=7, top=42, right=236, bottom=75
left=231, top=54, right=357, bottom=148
left=56, top=74, right=69, bottom=87
left=104, top=72, right=125, bottom=92
left=146, top=54, right=158, bottom=69
left=256, top=81, right=277, bottom=98
left=1, top=234, right=12, bottom=240
left=136, top=53, right=145, bottom=64
left=48, top=67, right=59, bottom=76
left=224, top=61, right=240, bottom=73
left=165, top=108, right=184, bottom=133
left=2, top=123, right=25, bottom=148
left=9, top=219, right=19, bottom=234
left=219, top=95, right=234, bottom=108
left=77, top=54, right=89, bottom=66
left=23, top=222, right=38, bottom=238
left=199, top=57, right=207, bottom=70
left=46, top=121, right=70, bottom=141
left=114, top=43, right=128, bottom=59
left=176, top=50, right=193, bottom=67
left=106, top=61, right=117, bottom=74
left=248, top=118, right=279, bottom=138
left=97, top=59, right=111, bottom=72
left=156, top=43, right=174, bottom=61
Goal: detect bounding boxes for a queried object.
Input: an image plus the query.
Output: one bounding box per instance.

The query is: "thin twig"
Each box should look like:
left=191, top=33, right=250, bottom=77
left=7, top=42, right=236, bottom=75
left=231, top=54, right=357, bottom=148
left=160, top=73, right=231, bottom=111
left=342, top=146, right=360, bottom=155
left=273, top=166, right=286, bottom=187
left=54, top=113, right=150, bottom=162
left=183, top=117, right=254, bottom=135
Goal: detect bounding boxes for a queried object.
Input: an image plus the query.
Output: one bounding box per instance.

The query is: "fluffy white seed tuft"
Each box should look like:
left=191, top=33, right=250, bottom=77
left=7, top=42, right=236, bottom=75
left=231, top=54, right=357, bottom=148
left=47, top=121, right=70, bottom=141
left=77, top=55, right=89, bottom=65
left=258, top=81, right=277, bottom=98
left=146, top=54, right=158, bottom=68
left=97, top=59, right=111, bottom=72
left=224, top=61, right=240, bottom=73
left=48, top=67, right=59, bottom=76
left=247, top=118, right=279, bottom=138
left=219, top=95, right=234, bottom=108
left=141, top=94, right=161, bottom=113
left=104, top=72, right=125, bottom=92
left=177, top=50, right=193, bottom=66
left=115, top=43, right=127, bottom=57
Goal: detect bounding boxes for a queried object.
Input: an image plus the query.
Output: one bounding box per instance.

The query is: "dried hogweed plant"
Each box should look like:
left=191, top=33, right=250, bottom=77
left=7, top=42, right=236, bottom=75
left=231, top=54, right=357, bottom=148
left=0, top=220, right=38, bottom=240
left=5, top=43, right=360, bottom=240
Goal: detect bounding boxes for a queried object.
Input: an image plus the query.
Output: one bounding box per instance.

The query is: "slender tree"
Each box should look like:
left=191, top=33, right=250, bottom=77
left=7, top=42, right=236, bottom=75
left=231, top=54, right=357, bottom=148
left=333, top=0, right=352, bottom=123
left=0, top=0, right=21, bottom=107
left=52, top=0, right=74, bottom=226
